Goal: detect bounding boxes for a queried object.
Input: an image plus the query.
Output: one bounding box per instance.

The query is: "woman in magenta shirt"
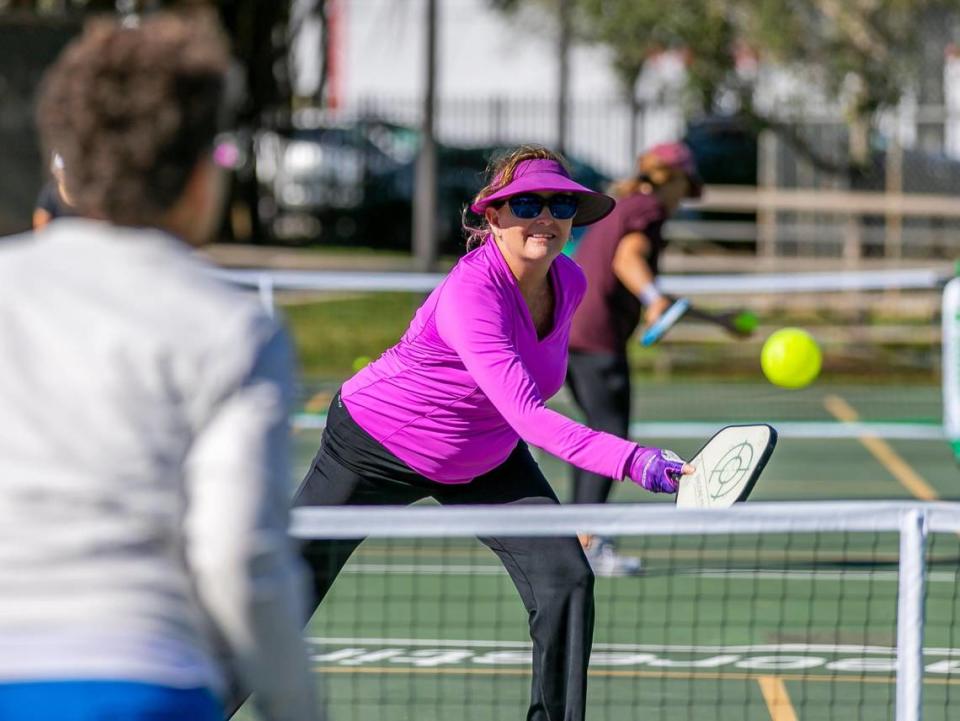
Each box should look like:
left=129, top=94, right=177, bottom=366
left=294, top=145, right=691, bottom=721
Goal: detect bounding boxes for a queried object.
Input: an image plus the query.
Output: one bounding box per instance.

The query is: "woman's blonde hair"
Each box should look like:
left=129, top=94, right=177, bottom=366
left=462, top=145, right=570, bottom=251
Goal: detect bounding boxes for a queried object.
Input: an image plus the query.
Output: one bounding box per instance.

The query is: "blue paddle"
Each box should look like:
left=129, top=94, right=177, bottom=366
left=640, top=297, right=691, bottom=346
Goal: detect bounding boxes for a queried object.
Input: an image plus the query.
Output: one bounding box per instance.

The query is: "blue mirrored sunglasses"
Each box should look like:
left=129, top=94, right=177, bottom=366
left=506, top=193, right=579, bottom=220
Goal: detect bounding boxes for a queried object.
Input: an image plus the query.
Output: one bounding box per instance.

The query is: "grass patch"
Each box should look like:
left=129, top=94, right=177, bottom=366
left=281, top=291, right=940, bottom=384
left=282, top=292, right=425, bottom=379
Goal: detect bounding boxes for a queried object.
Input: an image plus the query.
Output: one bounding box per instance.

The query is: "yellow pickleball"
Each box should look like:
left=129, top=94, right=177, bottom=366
left=761, top=327, right=822, bottom=389
left=352, top=355, right=372, bottom=373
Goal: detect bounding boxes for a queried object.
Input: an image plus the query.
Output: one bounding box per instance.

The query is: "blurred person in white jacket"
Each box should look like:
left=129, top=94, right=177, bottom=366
left=0, top=11, right=320, bottom=721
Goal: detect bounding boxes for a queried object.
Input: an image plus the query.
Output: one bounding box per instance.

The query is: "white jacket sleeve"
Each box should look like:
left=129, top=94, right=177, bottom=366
left=183, top=324, right=320, bottom=721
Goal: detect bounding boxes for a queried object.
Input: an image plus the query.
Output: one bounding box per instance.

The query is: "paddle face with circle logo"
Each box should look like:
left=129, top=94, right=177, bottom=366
left=675, top=424, right=778, bottom=508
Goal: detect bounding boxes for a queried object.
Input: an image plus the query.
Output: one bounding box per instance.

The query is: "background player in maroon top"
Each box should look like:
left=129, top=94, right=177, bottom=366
left=566, top=142, right=702, bottom=575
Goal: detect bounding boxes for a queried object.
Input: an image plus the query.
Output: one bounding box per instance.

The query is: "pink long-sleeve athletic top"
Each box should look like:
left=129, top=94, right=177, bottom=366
left=340, top=238, right=640, bottom=484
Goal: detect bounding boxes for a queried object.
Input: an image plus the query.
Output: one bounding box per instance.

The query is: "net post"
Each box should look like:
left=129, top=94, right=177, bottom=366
left=896, top=507, right=928, bottom=721
left=942, top=278, right=960, bottom=459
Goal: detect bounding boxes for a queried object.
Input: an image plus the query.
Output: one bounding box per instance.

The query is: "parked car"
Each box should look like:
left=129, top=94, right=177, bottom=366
left=683, top=113, right=960, bottom=195
left=670, top=115, right=760, bottom=250
left=254, top=121, right=409, bottom=243
left=683, top=115, right=758, bottom=188
left=253, top=118, right=610, bottom=254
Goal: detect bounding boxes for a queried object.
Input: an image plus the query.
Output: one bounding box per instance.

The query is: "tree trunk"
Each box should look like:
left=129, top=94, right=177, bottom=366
left=843, top=100, right=871, bottom=262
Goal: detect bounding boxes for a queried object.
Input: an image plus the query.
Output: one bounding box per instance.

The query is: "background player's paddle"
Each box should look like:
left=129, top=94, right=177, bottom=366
left=675, top=424, right=777, bottom=508
left=640, top=297, right=758, bottom=346
left=640, top=297, right=690, bottom=345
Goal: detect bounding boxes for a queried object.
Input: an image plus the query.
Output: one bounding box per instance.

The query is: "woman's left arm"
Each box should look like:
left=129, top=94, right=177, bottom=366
left=612, top=231, right=671, bottom=326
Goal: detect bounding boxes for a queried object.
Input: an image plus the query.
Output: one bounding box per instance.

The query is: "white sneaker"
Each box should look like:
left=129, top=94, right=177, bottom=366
left=584, top=537, right=642, bottom=577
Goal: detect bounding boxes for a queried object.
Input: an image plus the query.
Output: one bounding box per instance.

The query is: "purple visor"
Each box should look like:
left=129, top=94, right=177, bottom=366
left=470, top=158, right=615, bottom=226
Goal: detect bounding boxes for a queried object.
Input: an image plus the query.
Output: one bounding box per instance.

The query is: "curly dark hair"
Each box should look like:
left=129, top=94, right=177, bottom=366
left=36, top=12, right=230, bottom=226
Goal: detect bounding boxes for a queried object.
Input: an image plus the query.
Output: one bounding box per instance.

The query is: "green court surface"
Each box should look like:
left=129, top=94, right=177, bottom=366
left=237, top=380, right=960, bottom=720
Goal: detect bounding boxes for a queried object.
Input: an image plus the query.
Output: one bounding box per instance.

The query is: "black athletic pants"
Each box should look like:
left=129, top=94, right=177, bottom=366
left=565, top=351, right=631, bottom=505
left=293, top=393, right=595, bottom=721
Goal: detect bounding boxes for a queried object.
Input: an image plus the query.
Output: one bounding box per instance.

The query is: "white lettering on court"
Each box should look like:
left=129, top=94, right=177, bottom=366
left=647, top=655, right=742, bottom=668
left=826, top=658, right=897, bottom=672
left=736, top=656, right=824, bottom=670
left=925, top=660, right=960, bottom=674
left=338, top=649, right=406, bottom=665
left=311, top=648, right=365, bottom=662
left=309, top=644, right=960, bottom=674
left=473, top=651, right=533, bottom=665
left=589, top=653, right=657, bottom=666
left=389, top=650, right=474, bottom=667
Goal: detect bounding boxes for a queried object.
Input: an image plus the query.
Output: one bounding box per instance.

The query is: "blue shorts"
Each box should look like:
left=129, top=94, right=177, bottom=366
left=0, top=680, right=222, bottom=721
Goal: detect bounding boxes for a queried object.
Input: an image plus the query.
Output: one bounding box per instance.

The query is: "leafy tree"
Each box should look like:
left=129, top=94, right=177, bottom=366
left=493, top=0, right=960, bottom=174
left=576, top=0, right=736, bottom=113
left=734, top=0, right=960, bottom=168
left=492, top=0, right=735, bottom=109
